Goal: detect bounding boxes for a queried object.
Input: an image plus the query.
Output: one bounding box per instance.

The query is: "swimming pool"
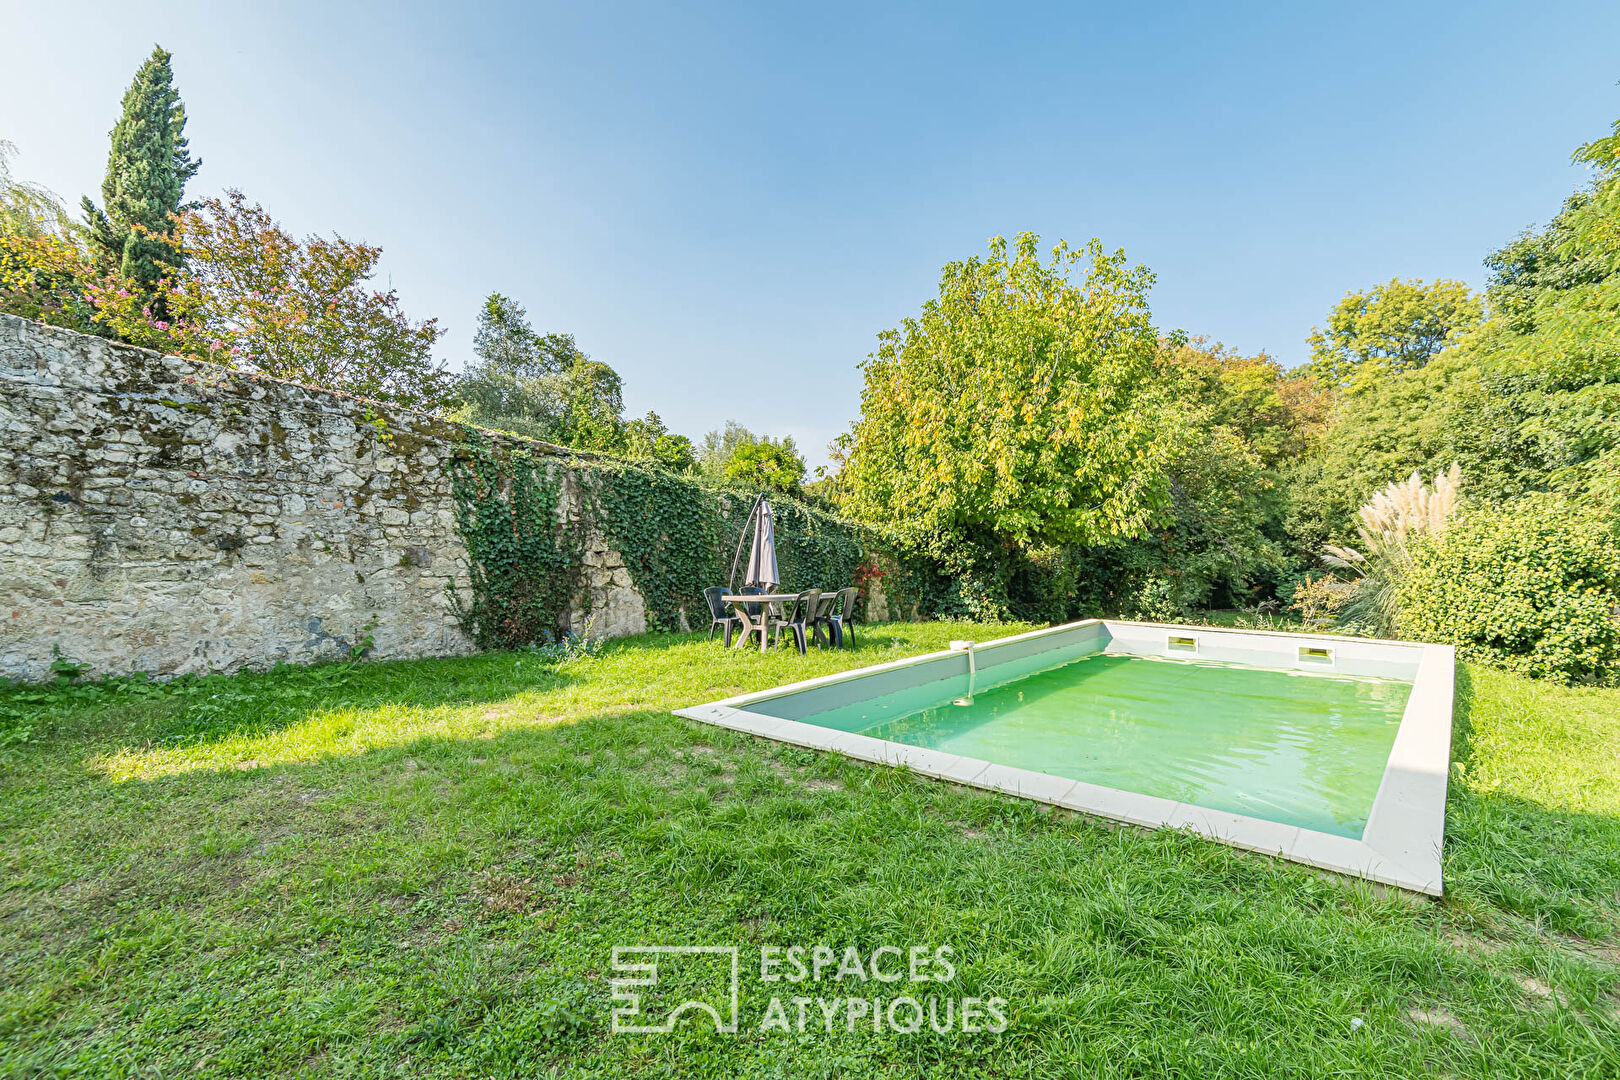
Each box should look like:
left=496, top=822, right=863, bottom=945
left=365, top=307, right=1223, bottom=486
left=675, top=620, right=1455, bottom=895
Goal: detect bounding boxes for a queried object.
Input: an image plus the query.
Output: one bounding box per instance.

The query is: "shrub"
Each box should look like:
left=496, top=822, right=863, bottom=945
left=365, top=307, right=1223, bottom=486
left=1399, top=501, right=1620, bottom=682
left=0, top=233, right=99, bottom=331
left=1318, top=465, right=1462, bottom=637
left=1288, top=572, right=1352, bottom=631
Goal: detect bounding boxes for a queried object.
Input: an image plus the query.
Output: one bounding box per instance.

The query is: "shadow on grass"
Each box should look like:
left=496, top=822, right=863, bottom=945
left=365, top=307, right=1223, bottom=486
left=1450, top=663, right=1478, bottom=768
left=21, top=637, right=1620, bottom=955
left=1443, top=665, right=1620, bottom=941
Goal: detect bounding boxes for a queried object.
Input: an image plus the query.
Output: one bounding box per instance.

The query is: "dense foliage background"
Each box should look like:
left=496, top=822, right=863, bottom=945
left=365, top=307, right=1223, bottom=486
left=822, top=116, right=1620, bottom=681
left=3, top=45, right=1617, bottom=682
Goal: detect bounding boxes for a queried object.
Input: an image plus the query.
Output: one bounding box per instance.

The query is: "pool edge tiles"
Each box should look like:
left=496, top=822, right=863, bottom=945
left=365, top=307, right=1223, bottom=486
left=674, top=619, right=1455, bottom=896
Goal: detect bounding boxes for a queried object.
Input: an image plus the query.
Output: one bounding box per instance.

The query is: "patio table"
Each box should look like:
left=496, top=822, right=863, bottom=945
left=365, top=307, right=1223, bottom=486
left=720, top=593, right=801, bottom=654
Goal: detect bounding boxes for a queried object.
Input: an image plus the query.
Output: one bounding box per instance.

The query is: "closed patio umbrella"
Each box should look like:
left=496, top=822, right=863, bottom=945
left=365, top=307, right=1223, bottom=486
left=729, top=495, right=778, bottom=591
left=744, top=498, right=778, bottom=588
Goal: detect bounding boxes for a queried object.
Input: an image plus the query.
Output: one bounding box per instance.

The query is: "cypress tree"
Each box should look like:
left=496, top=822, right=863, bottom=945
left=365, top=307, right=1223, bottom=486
left=81, top=45, right=200, bottom=294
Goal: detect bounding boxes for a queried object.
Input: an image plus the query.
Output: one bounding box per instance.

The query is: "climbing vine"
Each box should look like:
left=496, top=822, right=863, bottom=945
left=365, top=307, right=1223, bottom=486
left=445, top=428, right=582, bottom=649
left=591, top=464, right=872, bottom=630
left=447, top=426, right=877, bottom=641
left=591, top=460, right=724, bottom=631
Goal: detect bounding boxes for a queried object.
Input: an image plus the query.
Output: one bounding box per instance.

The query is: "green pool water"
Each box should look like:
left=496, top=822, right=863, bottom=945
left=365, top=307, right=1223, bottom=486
left=765, top=652, right=1412, bottom=838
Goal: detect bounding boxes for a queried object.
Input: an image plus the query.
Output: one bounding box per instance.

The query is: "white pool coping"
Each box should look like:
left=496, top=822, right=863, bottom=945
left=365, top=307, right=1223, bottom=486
left=674, top=619, right=1455, bottom=896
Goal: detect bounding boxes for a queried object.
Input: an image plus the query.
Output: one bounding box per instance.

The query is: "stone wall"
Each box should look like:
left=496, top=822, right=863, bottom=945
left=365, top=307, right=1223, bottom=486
left=0, top=314, right=646, bottom=681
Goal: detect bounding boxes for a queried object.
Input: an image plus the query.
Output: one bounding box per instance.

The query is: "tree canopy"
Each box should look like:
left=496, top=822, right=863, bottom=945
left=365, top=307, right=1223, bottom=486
left=697, top=421, right=805, bottom=493
left=1292, top=115, right=1620, bottom=543
left=1302, top=277, right=1483, bottom=387
left=838, top=233, right=1176, bottom=572
left=1, top=142, right=96, bottom=331
left=12, top=44, right=1620, bottom=649
left=90, top=190, right=455, bottom=410
left=457, top=293, right=590, bottom=440
left=721, top=436, right=805, bottom=494
left=1, top=141, right=78, bottom=240
left=456, top=292, right=698, bottom=470
left=470, top=291, right=570, bottom=380
left=622, top=412, right=698, bottom=473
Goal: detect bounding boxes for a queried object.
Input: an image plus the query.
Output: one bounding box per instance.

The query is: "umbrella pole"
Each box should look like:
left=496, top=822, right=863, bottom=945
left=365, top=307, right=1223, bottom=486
left=728, top=494, right=763, bottom=592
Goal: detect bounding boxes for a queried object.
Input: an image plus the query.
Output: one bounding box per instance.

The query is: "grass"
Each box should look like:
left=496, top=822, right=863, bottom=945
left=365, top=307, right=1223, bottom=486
left=0, top=621, right=1617, bottom=1078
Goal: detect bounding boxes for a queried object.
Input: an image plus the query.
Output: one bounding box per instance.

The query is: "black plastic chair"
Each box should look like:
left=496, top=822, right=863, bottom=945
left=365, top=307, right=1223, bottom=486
left=806, top=589, right=842, bottom=648
left=703, top=586, right=737, bottom=647
left=823, top=586, right=860, bottom=647
left=771, top=590, right=820, bottom=655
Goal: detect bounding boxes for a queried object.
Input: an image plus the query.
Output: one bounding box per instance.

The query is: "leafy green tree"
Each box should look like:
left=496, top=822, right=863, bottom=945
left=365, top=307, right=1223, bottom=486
left=1484, top=191, right=1612, bottom=336
left=472, top=292, right=547, bottom=375
left=1, top=232, right=96, bottom=330
left=454, top=292, right=643, bottom=452
left=1303, top=278, right=1483, bottom=386
left=697, top=421, right=755, bottom=476
left=622, top=411, right=697, bottom=472
left=838, top=233, right=1176, bottom=577
left=1290, top=114, right=1620, bottom=547
left=722, top=436, right=805, bottom=494
left=1465, top=118, right=1620, bottom=512
left=81, top=46, right=200, bottom=296
left=556, top=357, right=625, bottom=451
left=453, top=366, right=555, bottom=439
left=1161, top=337, right=1327, bottom=468
left=697, top=421, right=804, bottom=490
left=457, top=293, right=583, bottom=439
left=469, top=292, right=583, bottom=382
left=1282, top=353, right=1467, bottom=551
left=89, top=190, right=454, bottom=410
left=1070, top=338, right=1309, bottom=618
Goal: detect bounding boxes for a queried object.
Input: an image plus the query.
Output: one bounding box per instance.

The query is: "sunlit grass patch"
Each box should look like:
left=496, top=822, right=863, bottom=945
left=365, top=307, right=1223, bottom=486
left=93, top=697, right=581, bottom=781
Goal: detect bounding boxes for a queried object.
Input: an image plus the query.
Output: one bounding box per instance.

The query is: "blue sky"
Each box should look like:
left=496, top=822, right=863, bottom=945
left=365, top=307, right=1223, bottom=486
left=4, top=1, right=1618, bottom=468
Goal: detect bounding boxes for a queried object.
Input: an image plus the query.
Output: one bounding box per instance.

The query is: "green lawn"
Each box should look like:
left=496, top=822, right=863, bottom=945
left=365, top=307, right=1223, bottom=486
left=1, top=622, right=1617, bottom=1078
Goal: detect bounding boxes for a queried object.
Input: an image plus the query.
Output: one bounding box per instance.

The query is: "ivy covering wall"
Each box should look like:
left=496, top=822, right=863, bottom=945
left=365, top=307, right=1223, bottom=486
left=593, top=460, right=724, bottom=633
left=445, top=428, right=873, bottom=648
left=445, top=430, right=583, bottom=649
